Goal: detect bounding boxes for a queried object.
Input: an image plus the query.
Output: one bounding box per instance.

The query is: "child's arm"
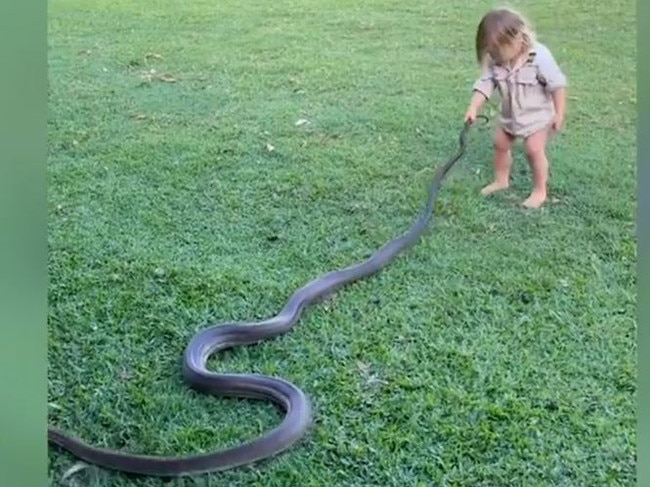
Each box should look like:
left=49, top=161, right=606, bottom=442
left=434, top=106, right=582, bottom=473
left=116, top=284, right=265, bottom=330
left=472, top=63, right=495, bottom=101
left=465, top=63, right=494, bottom=121
left=536, top=43, right=568, bottom=127
left=465, top=90, right=488, bottom=122
left=552, top=87, right=567, bottom=127
left=469, top=90, right=488, bottom=111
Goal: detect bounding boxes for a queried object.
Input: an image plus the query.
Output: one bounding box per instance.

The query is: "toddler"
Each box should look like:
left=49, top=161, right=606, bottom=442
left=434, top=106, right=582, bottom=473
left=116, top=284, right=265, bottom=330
left=464, top=7, right=567, bottom=208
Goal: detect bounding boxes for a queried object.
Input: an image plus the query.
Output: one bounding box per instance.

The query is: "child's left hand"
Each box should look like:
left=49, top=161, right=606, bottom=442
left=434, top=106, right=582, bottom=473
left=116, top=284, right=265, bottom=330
left=551, top=114, right=564, bottom=132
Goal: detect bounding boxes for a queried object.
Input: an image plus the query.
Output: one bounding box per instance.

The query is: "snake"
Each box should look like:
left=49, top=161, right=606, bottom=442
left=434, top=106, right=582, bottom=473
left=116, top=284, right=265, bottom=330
left=48, top=116, right=487, bottom=477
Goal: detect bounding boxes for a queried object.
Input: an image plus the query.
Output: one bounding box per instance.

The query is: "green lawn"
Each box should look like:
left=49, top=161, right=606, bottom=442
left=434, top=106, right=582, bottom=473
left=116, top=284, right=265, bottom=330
left=47, top=0, right=637, bottom=485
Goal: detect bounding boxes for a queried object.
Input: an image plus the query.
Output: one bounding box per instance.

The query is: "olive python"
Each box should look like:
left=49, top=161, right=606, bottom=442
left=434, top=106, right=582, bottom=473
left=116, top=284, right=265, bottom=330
left=48, top=117, right=488, bottom=477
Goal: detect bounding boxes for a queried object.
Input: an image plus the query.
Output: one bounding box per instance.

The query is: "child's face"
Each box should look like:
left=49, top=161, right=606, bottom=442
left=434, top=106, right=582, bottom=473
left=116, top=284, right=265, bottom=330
left=489, top=36, right=524, bottom=65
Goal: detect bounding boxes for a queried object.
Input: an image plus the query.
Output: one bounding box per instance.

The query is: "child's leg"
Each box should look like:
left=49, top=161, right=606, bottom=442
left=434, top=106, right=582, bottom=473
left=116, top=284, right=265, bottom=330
left=481, top=127, right=515, bottom=196
left=522, top=128, right=550, bottom=208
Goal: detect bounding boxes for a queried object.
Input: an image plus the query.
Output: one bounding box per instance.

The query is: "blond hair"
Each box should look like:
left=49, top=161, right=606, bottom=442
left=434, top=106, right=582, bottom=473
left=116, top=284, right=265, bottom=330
left=475, top=7, right=536, bottom=65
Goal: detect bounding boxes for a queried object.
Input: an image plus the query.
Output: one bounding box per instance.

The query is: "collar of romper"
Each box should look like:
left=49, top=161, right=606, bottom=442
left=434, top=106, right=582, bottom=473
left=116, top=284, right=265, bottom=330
left=525, top=45, right=537, bottom=63
left=510, top=47, right=536, bottom=72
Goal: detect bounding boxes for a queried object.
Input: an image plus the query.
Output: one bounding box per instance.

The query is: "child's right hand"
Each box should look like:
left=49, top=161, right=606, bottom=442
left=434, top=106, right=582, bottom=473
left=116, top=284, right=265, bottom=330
left=464, top=107, right=477, bottom=124
left=465, top=92, right=487, bottom=124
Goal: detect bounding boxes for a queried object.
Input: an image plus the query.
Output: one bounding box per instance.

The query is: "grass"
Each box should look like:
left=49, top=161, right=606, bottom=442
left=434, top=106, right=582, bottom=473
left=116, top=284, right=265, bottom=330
left=47, top=0, right=636, bottom=485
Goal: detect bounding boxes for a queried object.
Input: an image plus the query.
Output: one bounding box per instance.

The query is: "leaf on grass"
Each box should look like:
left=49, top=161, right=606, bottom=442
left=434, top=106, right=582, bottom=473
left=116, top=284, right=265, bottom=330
left=139, top=69, right=179, bottom=83
left=158, top=73, right=178, bottom=83
left=356, top=361, right=386, bottom=386
left=356, top=361, right=370, bottom=374
left=266, top=143, right=275, bottom=152
left=140, top=70, right=155, bottom=82
left=61, top=462, right=90, bottom=482
left=295, top=118, right=310, bottom=127
left=131, top=113, right=148, bottom=120
left=145, top=52, right=164, bottom=61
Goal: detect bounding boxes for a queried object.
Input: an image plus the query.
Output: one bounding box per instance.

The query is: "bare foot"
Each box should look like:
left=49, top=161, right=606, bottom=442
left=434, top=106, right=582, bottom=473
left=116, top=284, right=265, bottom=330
left=480, top=181, right=509, bottom=196
left=521, top=191, right=547, bottom=208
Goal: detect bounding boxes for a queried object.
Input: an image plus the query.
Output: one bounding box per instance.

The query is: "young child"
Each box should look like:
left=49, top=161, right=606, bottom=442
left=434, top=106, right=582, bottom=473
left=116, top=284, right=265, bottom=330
left=464, top=7, right=567, bottom=208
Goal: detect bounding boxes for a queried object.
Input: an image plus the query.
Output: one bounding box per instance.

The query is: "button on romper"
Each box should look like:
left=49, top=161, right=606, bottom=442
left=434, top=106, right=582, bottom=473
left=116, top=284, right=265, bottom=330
left=472, top=42, right=567, bottom=138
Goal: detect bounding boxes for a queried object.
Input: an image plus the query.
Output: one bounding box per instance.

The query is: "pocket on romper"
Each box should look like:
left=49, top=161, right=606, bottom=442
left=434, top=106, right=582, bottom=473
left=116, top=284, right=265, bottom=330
left=515, top=66, right=539, bottom=85
left=513, top=65, right=545, bottom=109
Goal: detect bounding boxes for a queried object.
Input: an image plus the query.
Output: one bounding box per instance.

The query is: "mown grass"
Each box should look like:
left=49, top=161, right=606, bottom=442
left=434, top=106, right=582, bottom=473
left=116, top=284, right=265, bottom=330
left=47, top=0, right=636, bottom=485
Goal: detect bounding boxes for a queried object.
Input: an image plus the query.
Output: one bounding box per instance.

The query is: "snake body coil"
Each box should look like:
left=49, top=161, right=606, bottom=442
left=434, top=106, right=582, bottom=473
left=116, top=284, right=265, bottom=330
left=48, top=119, right=485, bottom=477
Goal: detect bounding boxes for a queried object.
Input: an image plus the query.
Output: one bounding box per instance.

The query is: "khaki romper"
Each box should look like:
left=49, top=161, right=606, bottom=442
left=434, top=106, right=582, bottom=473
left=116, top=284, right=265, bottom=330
left=472, top=42, right=567, bottom=138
